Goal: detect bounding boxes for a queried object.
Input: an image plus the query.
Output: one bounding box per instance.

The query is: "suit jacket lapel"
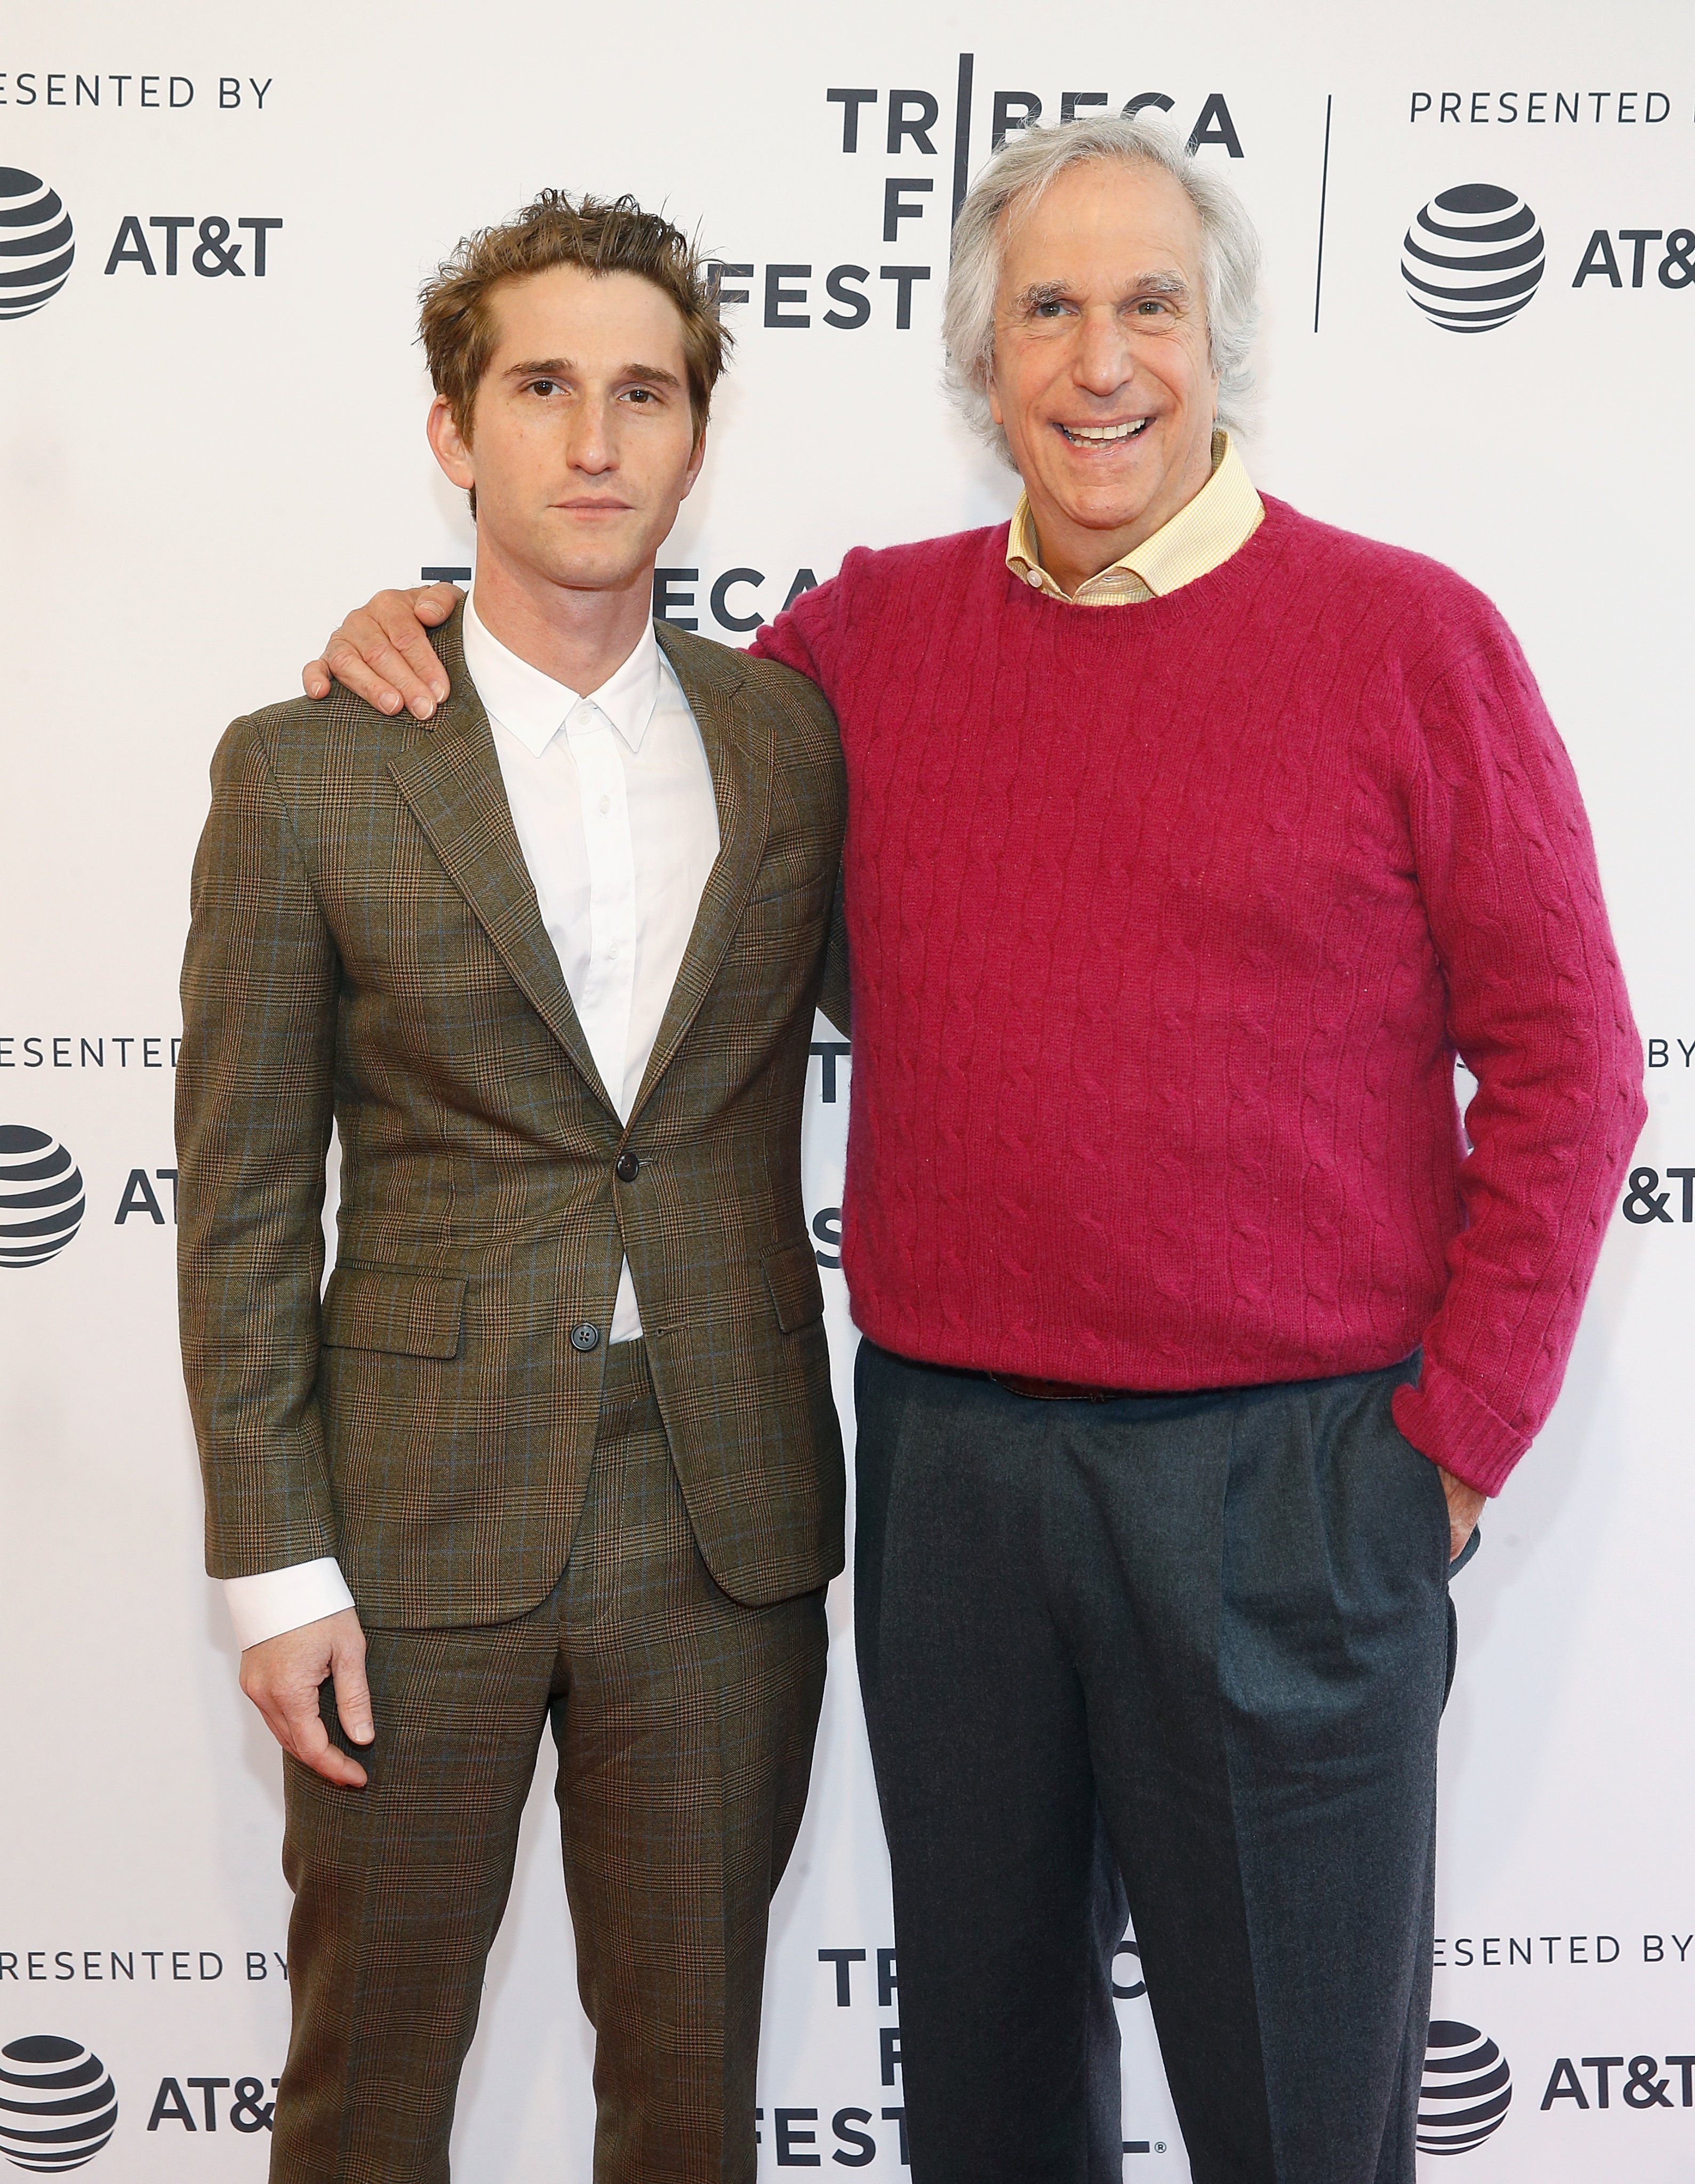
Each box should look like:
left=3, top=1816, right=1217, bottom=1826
left=386, top=606, right=619, bottom=1120
left=628, top=623, right=773, bottom=1126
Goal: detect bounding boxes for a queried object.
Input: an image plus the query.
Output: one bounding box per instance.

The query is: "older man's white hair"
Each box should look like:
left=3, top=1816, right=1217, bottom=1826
left=943, top=116, right=1261, bottom=467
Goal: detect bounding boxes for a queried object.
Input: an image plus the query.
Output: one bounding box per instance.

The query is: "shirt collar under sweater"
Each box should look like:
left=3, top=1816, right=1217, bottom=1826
left=1005, top=429, right=1264, bottom=605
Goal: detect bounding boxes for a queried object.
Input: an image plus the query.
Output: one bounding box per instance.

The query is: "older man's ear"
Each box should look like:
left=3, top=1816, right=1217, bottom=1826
left=302, top=582, right=459, bottom=719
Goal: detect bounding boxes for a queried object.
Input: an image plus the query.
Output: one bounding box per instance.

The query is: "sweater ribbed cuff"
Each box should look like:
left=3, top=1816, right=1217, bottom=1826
left=1392, top=1367, right=1528, bottom=1497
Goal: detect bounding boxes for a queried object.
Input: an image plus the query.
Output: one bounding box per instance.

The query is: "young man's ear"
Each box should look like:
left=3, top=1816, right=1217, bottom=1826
left=427, top=395, right=475, bottom=493
left=681, top=420, right=708, bottom=501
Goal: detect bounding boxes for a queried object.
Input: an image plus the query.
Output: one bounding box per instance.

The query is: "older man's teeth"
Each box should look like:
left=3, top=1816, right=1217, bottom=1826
left=1060, top=419, right=1148, bottom=444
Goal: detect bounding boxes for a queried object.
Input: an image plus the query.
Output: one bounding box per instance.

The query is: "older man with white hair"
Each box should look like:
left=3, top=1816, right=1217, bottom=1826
left=309, top=118, right=1642, bottom=2184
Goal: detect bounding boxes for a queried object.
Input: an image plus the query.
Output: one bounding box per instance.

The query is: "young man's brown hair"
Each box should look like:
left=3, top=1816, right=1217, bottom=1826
left=419, top=189, right=729, bottom=446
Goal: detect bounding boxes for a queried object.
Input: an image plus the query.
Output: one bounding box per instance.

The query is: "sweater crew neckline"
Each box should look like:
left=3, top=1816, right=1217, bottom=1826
left=996, top=493, right=1291, bottom=635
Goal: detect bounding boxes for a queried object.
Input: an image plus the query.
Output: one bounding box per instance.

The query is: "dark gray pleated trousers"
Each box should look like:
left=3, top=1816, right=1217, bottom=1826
left=854, top=1343, right=1464, bottom=2184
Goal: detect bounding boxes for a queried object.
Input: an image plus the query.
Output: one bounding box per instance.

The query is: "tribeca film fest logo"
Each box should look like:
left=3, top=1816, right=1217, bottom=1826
left=1401, top=184, right=1545, bottom=333
left=0, top=2035, right=118, bottom=2173
left=0, top=170, right=73, bottom=321
left=0, top=1126, right=85, bottom=1268
left=1418, top=2020, right=1513, bottom=2156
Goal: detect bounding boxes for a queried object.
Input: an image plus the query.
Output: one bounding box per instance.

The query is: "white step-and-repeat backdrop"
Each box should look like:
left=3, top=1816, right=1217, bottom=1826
left=2, top=0, right=1692, bottom=2174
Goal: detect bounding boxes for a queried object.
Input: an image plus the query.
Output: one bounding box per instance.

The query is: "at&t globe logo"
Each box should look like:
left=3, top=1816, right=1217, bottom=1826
left=1418, top=2019, right=1512, bottom=2155
left=0, top=1126, right=85, bottom=1267
left=0, top=2036, right=118, bottom=2173
left=0, top=170, right=75, bottom=321
left=1401, top=184, right=1544, bottom=333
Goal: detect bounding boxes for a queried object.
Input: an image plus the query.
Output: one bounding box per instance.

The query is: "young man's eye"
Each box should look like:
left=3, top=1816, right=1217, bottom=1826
left=528, top=378, right=560, bottom=396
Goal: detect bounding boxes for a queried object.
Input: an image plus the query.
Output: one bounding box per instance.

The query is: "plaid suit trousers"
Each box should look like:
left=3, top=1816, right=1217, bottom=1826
left=272, top=1342, right=828, bottom=2184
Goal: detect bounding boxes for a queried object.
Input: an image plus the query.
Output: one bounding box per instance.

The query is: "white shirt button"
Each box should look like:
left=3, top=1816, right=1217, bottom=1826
left=599, top=794, right=612, bottom=815
left=1025, top=568, right=1045, bottom=589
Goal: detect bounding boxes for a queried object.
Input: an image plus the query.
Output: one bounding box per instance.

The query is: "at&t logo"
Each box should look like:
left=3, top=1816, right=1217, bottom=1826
left=1401, top=184, right=1544, bottom=332
left=1622, top=1165, right=1695, bottom=1224
left=0, top=1127, right=85, bottom=1267
left=1419, top=2020, right=1512, bottom=2155
left=0, top=2035, right=117, bottom=2173
left=0, top=171, right=74, bottom=321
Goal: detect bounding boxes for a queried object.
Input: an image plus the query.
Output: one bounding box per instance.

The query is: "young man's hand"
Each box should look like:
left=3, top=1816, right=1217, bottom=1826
left=302, top=583, right=461, bottom=720
left=239, top=1607, right=374, bottom=1788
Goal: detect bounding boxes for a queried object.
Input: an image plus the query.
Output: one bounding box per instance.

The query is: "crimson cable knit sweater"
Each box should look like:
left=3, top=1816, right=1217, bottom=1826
left=752, top=496, right=1644, bottom=1495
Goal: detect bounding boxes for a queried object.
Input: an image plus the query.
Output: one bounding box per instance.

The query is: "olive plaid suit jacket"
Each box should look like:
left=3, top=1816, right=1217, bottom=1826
left=177, top=604, right=848, bottom=1627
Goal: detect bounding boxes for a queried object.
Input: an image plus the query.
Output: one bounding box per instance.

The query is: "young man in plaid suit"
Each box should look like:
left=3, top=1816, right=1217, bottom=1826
left=177, top=192, right=847, bottom=2183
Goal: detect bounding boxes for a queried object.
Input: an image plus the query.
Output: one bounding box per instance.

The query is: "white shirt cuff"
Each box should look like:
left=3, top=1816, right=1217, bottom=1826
left=223, top=1557, right=356, bottom=1651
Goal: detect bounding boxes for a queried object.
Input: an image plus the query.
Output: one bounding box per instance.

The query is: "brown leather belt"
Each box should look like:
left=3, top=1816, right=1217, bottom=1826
left=990, top=1374, right=1138, bottom=1404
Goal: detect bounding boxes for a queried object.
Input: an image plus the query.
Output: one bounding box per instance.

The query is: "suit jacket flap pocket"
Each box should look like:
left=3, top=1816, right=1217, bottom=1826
left=322, top=1265, right=467, bottom=1358
left=762, top=1239, right=825, bottom=1334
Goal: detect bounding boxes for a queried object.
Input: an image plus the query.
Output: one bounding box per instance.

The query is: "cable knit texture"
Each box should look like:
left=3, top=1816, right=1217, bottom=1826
left=751, top=497, right=1644, bottom=1495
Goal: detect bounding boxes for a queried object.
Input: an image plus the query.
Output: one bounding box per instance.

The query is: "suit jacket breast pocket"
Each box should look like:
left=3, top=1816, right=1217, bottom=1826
left=741, top=872, right=833, bottom=936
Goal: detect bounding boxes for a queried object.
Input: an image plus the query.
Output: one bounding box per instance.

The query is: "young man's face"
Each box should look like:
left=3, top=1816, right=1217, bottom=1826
left=428, top=264, right=705, bottom=597
left=988, top=159, right=1219, bottom=585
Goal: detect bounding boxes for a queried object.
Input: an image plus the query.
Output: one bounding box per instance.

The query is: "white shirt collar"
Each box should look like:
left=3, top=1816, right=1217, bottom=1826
left=461, top=588, right=663, bottom=759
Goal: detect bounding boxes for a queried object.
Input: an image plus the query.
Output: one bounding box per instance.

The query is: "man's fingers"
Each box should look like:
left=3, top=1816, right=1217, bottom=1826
left=237, top=1608, right=370, bottom=1788
left=415, top=582, right=462, bottom=628
left=367, top=588, right=453, bottom=711
left=319, top=633, right=407, bottom=717
left=243, top=1685, right=360, bottom=1787
left=1436, top=1467, right=1487, bottom=1563
left=286, top=1705, right=370, bottom=1789
left=330, top=1639, right=374, bottom=1748
left=338, top=599, right=446, bottom=719
left=382, top=619, right=453, bottom=714
left=235, top=1607, right=371, bottom=1790
left=303, top=583, right=460, bottom=715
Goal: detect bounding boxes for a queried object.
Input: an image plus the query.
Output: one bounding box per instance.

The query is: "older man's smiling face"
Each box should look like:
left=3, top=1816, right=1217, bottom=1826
left=988, top=158, right=1220, bottom=596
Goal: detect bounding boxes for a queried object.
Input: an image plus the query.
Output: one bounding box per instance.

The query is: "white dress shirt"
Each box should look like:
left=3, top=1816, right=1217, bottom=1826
left=222, top=593, right=721, bottom=1650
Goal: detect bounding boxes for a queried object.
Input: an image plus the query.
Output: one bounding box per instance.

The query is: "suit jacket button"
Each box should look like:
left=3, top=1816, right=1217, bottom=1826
left=614, top=1151, right=641, bottom=1182
left=570, top=1322, right=601, bottom=1352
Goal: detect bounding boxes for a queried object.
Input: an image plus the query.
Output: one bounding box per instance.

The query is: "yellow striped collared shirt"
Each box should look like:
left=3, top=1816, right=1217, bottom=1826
left=1005, top=430, right=1264, bottom=605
